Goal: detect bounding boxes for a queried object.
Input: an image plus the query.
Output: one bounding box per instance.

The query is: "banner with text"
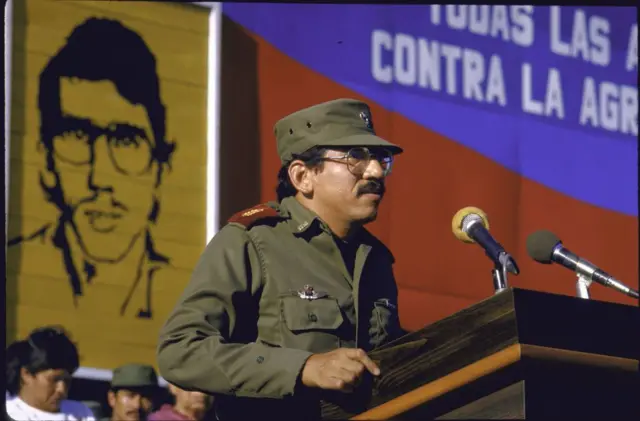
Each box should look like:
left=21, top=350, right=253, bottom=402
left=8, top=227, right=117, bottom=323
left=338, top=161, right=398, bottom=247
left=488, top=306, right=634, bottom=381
left=223, top=4, right=638, bottom=324
left=225, top=4, right=638, bottom=216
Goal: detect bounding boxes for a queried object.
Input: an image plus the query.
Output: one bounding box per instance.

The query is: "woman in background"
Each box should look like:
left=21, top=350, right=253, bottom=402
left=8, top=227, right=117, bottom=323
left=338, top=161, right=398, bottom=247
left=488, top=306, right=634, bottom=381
left=148, top=383, right=214, bottom=421
left=5, top=326, right=95, bottom=421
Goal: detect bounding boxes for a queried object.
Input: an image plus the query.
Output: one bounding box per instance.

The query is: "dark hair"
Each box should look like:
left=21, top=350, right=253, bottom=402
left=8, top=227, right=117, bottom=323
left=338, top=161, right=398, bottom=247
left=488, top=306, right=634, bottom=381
left=38, top=17, right=175, bottom=162
left=275, top=147, right=327, bottom=202
left=6, top=326, right=80, bottom=396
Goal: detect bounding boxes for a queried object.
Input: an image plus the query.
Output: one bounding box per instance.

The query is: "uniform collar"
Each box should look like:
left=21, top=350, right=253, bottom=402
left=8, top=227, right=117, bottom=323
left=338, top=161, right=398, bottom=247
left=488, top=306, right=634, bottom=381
left=280, top=197, right=328, bottom=237
left=279, top=197, right=373, bottom=247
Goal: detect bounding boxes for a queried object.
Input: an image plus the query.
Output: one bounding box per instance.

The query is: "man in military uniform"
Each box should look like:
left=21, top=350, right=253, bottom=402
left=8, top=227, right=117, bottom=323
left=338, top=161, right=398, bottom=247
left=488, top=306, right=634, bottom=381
left=157, top=99, right=407, bottom=419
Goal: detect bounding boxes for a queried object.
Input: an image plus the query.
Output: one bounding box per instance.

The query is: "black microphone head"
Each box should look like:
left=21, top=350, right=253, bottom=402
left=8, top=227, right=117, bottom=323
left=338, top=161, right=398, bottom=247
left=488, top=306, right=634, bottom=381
left=526, top=230, right=562, bottom=264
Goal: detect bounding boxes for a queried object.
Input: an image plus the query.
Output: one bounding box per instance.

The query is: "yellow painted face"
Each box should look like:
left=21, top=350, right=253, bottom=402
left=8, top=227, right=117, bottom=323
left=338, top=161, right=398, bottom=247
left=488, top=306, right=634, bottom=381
left=52, top=77, right=159, bottom=262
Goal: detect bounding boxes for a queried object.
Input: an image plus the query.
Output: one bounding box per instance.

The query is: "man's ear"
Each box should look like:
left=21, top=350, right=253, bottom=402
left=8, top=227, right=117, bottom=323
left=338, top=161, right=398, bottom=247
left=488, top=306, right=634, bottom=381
left=39, top=169, right=57, bottom=191
left=107, top=390, right=117, bottom=408
left=36, top=142, right=57, bottom=189
left=20, top=367, right=33, bottom=387
left=154, top=160, right=170, bottom=188
left=288, top=161, right=314, bottom=196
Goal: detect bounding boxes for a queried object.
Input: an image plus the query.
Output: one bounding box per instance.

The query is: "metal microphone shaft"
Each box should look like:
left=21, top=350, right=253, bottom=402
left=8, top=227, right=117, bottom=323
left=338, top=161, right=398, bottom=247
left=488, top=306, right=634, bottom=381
left=452, top=206, right=520, bottom=295
left=527, top=230, right=639, bottom=300
left=553, top=246, right=639, bottom=299
left=463, top=215, right=519, bottom=275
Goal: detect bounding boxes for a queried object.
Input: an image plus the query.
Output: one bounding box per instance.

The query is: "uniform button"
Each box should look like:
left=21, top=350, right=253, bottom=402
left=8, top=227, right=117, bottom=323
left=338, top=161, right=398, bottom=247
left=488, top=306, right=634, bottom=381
left=308, top=313, right=318, bottom=322
left=256, top=356, right=264, bottom=364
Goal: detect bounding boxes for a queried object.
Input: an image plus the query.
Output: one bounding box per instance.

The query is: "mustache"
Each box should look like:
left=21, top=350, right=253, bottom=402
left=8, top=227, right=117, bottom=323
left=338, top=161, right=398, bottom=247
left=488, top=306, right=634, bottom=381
left=76, top=194, right=129, bottom=211
left=357, top=180, right=385, bottom=196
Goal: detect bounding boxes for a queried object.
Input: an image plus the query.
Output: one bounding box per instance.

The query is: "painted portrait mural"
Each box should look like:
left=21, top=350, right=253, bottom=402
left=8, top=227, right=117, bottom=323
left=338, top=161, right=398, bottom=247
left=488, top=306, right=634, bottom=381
left=6, top=0, right=210, bottom=369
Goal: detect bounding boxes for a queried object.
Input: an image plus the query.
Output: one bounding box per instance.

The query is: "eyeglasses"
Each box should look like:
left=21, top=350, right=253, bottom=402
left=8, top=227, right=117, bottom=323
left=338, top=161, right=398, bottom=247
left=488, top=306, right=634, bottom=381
left=51, top=116, right=154, bottom=176
left=321, top=147, right=394, bottom=176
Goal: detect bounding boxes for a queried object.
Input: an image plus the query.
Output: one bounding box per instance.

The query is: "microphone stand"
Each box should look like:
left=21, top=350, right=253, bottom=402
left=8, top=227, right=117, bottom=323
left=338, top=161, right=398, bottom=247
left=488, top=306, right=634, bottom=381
left=491, top=263, right=508, bottom=294
left=575, top=274, right=592, bottom=300
left=491, top=252, right=512, bottom=294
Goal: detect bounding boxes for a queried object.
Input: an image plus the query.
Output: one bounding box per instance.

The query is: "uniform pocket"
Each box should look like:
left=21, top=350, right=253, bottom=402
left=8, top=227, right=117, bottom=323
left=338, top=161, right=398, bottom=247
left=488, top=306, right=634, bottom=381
left=281, top=296, right=344, bottom=332
left=372, top=299, right=398, bottom=344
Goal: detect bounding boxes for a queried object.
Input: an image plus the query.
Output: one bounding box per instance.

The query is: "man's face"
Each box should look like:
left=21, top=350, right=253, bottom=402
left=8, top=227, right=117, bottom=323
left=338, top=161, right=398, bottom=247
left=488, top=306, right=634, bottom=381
left=49, top=78, right=159, bottom=262
left=20, top=368, right=71, bottom=413
left=108, top=388, right=153, bottom=421
left=310, top=147, right=389, bottom=225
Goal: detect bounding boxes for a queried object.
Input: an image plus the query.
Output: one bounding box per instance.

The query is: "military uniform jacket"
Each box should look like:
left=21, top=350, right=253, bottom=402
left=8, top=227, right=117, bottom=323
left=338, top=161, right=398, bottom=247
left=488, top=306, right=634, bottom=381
left=157, top=197, right=406, bottom=419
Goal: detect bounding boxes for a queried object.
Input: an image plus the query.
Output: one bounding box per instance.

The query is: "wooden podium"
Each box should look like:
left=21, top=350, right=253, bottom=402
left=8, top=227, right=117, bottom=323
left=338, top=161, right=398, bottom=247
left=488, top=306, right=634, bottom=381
left=320, top=288, right=639, bottom=419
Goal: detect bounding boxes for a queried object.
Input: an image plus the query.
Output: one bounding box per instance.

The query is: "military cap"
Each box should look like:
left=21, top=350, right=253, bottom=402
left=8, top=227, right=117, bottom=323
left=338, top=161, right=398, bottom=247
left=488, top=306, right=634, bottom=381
left=111, top=363, right=158, bottom=388
left=274, top=98, right=403, bottom=165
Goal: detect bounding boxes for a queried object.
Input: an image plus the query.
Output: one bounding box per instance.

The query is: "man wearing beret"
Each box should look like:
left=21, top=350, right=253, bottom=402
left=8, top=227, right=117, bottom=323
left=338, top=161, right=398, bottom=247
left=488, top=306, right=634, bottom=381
left=107, top=364, right=158, bottom=421
left=157, top=99, right=407, bottom=419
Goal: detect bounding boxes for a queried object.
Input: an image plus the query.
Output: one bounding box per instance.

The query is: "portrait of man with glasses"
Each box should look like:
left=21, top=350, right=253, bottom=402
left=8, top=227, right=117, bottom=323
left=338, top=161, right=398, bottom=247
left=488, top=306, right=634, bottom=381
left=157, top=99, right=408, bottom=420
left=8, top=17, right=176, bottom=319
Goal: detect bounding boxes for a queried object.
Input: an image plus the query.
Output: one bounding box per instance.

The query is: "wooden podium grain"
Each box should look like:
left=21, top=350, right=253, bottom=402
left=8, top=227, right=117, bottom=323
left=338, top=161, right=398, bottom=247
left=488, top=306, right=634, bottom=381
left=320, top=288, right=639, bottom=420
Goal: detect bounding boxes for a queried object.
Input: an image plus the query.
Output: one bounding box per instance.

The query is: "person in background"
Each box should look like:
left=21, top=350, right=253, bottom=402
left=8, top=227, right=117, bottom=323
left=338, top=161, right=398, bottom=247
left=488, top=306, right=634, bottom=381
left=5, top=326, right=95, bottom=421
left=147, top=384, right=214, bottom=421
left=107, top=364, right=158, bottom=421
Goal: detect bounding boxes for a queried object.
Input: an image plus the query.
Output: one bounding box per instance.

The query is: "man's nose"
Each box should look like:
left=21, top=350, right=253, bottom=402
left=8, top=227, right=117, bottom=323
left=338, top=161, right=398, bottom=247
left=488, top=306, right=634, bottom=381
left=55, top=380, right=68, bottom=397
left=89, top=136, right=115, bottom=191
left=129, top=394, right=142, bottom=409
left=363, top=158, right=385, bottom=179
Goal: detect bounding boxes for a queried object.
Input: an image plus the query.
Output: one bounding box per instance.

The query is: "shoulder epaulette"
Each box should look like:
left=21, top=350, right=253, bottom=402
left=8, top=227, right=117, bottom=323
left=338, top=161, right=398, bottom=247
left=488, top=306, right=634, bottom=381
left=227, top=204, right=282, bottom=229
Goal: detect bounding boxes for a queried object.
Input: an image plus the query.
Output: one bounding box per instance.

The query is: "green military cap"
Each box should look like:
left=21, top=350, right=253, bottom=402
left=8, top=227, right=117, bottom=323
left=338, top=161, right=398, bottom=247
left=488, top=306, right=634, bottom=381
left=274, top=98, right=404, bottom=165
left=111, top=363, right=158, bottom=388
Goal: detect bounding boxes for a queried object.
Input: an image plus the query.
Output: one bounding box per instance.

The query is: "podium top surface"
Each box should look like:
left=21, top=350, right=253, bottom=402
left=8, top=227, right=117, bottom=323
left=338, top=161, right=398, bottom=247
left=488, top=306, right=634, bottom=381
left=381, top=287, right=639, bottom=360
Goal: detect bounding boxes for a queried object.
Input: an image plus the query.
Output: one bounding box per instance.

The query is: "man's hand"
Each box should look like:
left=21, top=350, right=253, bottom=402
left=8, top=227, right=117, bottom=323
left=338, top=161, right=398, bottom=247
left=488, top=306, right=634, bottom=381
left=300, top=348, right=381, bottom=393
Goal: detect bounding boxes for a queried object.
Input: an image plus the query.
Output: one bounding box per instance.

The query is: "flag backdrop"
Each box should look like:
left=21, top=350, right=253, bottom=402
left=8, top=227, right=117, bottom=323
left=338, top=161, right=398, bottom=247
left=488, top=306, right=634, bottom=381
left=221, top=4, right=638, bottom=329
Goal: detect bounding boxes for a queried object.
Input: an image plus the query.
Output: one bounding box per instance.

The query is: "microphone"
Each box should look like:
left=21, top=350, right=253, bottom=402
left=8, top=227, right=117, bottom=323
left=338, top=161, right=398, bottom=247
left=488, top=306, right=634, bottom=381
left=526, top=230, right=639, bottom=299
left=451, top=207, right=520, bottom=275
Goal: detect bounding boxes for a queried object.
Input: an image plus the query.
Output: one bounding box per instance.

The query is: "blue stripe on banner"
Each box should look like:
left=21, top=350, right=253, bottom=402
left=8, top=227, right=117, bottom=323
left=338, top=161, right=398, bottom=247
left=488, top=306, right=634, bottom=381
left=341, top=80, right=638, bottom=215
left=224, top=4, right=638, bottom=215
